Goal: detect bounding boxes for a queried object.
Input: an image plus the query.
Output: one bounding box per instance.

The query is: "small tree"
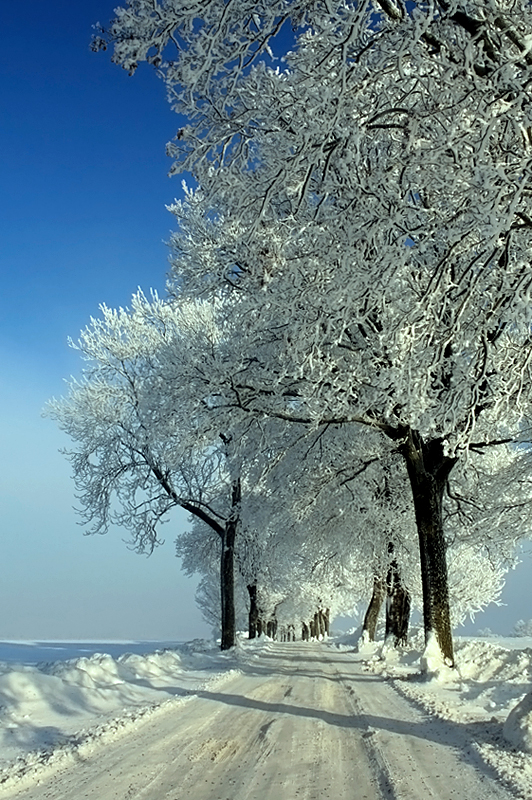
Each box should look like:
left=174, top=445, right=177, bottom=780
left=48, top=293, right=248, bottom=649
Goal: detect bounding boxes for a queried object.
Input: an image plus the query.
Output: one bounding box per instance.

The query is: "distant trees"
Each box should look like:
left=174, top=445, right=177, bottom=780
left=513, top=619, right=532, bottom=637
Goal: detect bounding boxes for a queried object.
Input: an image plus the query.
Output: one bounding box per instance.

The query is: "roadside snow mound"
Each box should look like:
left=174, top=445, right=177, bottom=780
left=358, top=636, right=532, bottom=798
left=0, top=640, right=238, bottom=782
left=419, top=632, right=454, bottom=678
left=503, top=691, right=532, bottom=753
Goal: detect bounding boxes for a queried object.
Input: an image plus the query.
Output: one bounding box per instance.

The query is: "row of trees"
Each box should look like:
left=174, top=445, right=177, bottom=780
left=52, top=1, right=532, bottom=668
left=48, top=288, right=528, bottom=657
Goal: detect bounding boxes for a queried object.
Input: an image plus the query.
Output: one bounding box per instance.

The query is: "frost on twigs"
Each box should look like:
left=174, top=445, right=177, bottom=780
left=503, top=692, right=532, bottom=753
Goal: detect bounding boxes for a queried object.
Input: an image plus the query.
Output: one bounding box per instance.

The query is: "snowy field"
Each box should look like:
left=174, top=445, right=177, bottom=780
left=0, top=642, right=186, bottom=665
left=0, top=638, right=241, bottom=791
left=1, top=633, right=532, bottom=798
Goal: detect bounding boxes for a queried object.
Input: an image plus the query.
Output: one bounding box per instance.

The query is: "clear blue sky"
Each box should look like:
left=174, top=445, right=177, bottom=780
left=0, top=1, right=529, bottom=642
left=0, top=0, right=209, bottom=641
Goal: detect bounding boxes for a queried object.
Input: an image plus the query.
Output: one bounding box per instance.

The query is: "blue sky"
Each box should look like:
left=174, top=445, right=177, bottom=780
left=0, top=1, right=208, bottom=640
left=0, top=1, right=530, bottom=642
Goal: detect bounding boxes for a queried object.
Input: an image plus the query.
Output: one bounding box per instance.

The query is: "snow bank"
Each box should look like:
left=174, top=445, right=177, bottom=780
left=503, top=691, right=532, bottom=753
left=359, top=635, right=532, bottom=720
left=419, top=632, right=454, bottom=678
left=353, top=634, right=532, bottom=798
left=0, top=639, right=240, bottom=789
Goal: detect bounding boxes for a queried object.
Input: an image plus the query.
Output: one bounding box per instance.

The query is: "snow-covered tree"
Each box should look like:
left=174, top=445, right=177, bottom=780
left=47, top=293, right=253, bottom=649
left=513, top=619, right=532, bottom=637
left=96, top=0, right=532, bottom=666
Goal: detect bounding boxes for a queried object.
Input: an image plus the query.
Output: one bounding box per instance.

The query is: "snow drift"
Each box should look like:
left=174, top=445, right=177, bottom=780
left=0, top=639, right=242, bottom=787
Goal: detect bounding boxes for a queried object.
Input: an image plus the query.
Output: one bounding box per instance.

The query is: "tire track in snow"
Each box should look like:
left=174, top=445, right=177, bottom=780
left=339, top=654, right=516, bottom=800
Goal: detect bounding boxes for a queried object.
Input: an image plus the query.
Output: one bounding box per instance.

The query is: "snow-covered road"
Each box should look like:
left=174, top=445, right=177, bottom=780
left=0, top=642, right=517, bottom=800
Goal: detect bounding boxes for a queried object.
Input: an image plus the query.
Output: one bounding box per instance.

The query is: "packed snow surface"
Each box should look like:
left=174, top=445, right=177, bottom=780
left=0, top=633, right=531, bottom=798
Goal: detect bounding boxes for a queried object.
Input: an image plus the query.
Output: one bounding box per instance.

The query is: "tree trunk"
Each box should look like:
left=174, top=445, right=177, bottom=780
left=302, top=622, right=309, bottom=641
left=385, top=560, right=411, bottom=647
left=220, top=520, right=236, bottom=650
left=362, top=576, right=386, bottom=641
left=323, top=609, right=330, bottom=637
left=400, top=429, right=456, bottom=666
left=220, top=479, right=240, bottom=651
left=247, top=583, right=259, bottom=640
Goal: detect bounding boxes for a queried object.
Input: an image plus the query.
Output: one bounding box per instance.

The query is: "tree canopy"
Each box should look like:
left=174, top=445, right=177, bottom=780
left=51, top=1, right=532, bottom=662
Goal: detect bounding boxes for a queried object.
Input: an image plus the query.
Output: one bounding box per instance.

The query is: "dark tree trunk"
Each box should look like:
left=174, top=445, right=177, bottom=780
left=400, top=429, right=456, bottom=666
left=302, top=622, right=309, bottom=641
left=247, top=583, right=259, bottom=640
left=220, top=520, right=236, bottom=650
left=220, top=479, right=240, bottom=651
left=362, top=576, right=386, bottom=642
left=323, top=609, right=330, bottom=637
left=385, top=560, right=411, bottom=647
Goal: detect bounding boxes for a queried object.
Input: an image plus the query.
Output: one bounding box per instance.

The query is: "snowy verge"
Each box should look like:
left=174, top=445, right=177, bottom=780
left=0, top=638, right=248, bottom=794
left=350, top=634, right=532, bottom=799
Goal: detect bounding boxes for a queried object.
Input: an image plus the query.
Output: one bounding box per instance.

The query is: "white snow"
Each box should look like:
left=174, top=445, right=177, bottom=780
left=0, top=638, right=243, bottom=792
left=504, top=691, right=532, bottom=753
left=348, top=630, right=532, bottom=798
left=1, top=633, right=532, bottom=798
left=419, top=631, right=454, bottom=677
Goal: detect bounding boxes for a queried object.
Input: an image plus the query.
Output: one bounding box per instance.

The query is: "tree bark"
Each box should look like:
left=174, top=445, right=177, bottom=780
left=400, top=429, right=456, bottom=666
left=220, top=479, right=240, bottom=651
left=150, top=458, right=239, bottom=652
left=362, top=576, right=386, bottom=641
left=247, top=583, right=259, bottom=639
left=220, top=520, right=236, bottom=650
left=385, top=560, right=411, bottom=647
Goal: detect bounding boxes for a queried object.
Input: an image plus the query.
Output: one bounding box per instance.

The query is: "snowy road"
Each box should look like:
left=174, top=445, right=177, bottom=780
left=0, top=643, right=517, bottom=800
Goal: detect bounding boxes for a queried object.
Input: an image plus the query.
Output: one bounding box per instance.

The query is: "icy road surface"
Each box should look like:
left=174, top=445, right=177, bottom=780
left=0, top=643, right=516, bottom=800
